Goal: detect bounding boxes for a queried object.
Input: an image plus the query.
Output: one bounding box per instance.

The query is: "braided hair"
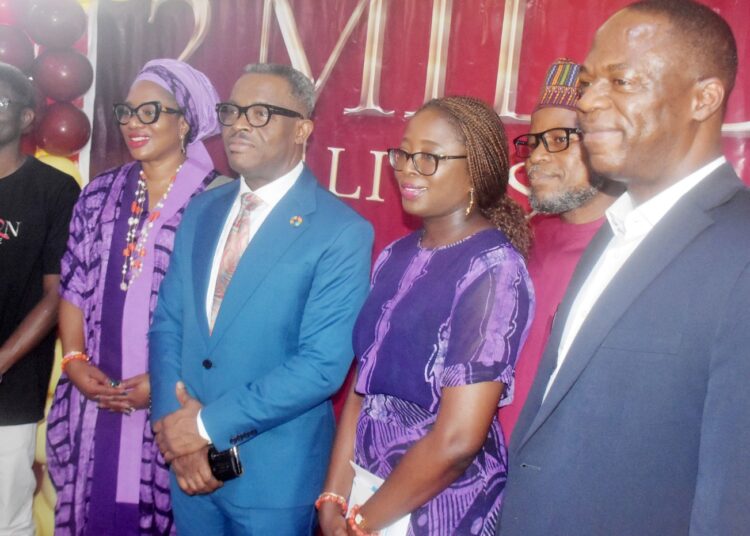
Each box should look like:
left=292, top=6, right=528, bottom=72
left=419, top=96, right=531, bottom=257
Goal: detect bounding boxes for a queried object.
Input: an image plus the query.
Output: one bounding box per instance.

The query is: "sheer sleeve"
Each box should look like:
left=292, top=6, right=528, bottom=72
left=440, top=246, right=534, bottom=403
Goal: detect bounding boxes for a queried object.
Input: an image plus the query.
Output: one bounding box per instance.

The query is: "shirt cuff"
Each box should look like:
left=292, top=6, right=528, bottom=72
left=196, top=409, right=212, bottom=443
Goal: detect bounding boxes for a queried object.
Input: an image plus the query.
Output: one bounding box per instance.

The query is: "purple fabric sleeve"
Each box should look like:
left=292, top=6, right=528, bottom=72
left=441, top=247, right=534, bottom=402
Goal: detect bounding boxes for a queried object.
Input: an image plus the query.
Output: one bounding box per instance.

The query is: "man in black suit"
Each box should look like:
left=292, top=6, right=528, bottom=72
left=499, top=1, right=750, bottom=534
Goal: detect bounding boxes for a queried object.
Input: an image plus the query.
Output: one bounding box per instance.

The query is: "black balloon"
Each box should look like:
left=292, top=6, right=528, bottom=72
left=37, top=101, right=91, bottom=156
left=0, top=24, right=33, bottom=71
left=33, top=48, right=93, bottom=101
left=24, top=0, right=86, bottom=49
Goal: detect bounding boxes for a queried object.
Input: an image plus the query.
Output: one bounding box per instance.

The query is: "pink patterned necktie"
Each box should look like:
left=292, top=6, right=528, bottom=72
left=210, top=192, right=262, bottom=330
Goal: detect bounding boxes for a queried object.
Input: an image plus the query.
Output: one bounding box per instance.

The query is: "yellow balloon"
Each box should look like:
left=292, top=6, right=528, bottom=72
left=35, top=151, right=83, bottom=186
left=33, top=489, right=54, bottom=536
left=39, top=472, right=57, bottom=514
left=35, top=420, right=47, bottom=464
left=34, top=343, right=62, bottom=534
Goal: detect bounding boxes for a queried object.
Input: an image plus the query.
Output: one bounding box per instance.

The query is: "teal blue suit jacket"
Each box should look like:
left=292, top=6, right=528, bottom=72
left=149, top=167, right=373, bottom=508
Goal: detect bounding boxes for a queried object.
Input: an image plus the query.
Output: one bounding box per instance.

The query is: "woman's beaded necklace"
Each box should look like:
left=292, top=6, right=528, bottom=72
left=120, top=165, right=182, bottom=291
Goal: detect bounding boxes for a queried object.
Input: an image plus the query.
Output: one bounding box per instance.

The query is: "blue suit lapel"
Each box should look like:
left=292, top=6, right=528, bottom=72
left=208, top=168, right=318, bottom=350
left=515, top=165, right=743, bottom=452
left=193, top=182, right=239, bottom=340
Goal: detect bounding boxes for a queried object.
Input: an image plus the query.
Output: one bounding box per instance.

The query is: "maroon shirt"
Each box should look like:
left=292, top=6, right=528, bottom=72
left=499, top=214, right=604, bottom=439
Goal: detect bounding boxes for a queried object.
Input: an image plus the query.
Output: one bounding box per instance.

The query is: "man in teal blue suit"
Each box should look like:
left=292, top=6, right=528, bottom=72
left=149, top=63, right=373, bottom=535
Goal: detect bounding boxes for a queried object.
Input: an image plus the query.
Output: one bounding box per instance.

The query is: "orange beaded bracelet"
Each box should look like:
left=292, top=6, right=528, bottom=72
left=61, top=351, right=90, bottom=373
left=314, top=491, right=348, bottom=516
left=347, top=504, right=379, bottom=536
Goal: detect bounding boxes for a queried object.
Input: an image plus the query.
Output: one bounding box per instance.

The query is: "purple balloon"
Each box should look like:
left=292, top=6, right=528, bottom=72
left=24, top=0, right=86, bottom=49
left=0, top=24, right=33, bottom=71
left=37, top=101, right=91, bottom=156
left=33, top=48, right=93, bottom=101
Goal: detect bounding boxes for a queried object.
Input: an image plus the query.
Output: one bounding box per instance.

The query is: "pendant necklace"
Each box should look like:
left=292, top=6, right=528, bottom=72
left=120, top=164, right=182, bottom=291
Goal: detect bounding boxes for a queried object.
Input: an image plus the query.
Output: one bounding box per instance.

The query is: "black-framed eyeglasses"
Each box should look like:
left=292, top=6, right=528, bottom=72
left=513, top=127, right=582, bottom=159
left=215, top=102, right=304, bottom=128
left=113, top=101, right=183, bottom=125
left=387, top=148, right=467, bottom=177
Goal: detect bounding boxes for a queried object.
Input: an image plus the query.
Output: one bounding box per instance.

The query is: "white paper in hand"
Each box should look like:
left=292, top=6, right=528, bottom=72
left=348, top=461, right=411, bottom=536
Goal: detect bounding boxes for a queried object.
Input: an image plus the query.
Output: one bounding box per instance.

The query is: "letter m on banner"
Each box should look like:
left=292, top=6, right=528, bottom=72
left=259, top=0, right=391, bottom=113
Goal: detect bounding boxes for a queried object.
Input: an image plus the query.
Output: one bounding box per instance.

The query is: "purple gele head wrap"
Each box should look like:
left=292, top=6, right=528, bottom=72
left=133, top=58, right=220, bottom=144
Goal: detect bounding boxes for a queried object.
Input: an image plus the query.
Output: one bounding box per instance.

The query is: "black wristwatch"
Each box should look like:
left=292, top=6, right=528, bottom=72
left=207, top=445, right=243, bottom=482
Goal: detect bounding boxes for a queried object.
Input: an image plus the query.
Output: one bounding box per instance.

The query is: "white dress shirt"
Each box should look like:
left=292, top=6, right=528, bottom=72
left=204, top=161, right=303, bottom=319
left=542, top=156, right=726, bottom=400
left=197, top=161, right=303, bottom=442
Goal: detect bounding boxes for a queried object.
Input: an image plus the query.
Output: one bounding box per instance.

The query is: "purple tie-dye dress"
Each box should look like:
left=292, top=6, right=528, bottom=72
left=353, top=228, right=534, bottom=535
left=46, top=163, right=216, bottom=535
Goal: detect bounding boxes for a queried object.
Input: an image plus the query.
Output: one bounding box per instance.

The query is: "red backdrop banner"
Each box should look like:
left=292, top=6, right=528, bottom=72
left=92, top=0, right=749, bottom=254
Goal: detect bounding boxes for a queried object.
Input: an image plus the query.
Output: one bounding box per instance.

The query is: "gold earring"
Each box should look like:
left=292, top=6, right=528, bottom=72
left=465, top=188, right=475, bottom=216
left=179, top=134, right=186, bottom=155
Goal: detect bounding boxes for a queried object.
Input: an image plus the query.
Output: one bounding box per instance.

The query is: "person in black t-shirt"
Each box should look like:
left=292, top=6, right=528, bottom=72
left=0, top=62, right=80, bottom=536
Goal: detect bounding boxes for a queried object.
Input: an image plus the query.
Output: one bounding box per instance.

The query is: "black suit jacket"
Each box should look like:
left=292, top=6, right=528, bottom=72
left=499, top=164, right=750, bottom=536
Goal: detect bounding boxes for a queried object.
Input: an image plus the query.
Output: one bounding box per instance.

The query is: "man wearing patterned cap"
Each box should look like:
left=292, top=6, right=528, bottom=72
left=499, top=58, right=621, bottom=439
left=501, top=1, right=749, bottom=533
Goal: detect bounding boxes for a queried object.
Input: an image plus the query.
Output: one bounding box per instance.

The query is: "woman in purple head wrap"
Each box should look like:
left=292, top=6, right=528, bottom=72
left=46, top=59, right=220, bottom=536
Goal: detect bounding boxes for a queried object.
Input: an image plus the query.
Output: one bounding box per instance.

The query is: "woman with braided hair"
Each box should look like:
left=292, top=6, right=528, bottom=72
left=318, top=96, right=534, bottom=535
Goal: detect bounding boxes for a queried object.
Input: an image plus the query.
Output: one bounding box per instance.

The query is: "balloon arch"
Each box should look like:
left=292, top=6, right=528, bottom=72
left=0, top=0, right=92, bottom=183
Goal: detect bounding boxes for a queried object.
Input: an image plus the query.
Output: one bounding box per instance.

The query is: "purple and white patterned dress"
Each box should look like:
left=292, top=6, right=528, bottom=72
left=46, top=163, right=216, bottom=535
left=353, top=228, right=534, bottom=535
left=46, top=57, right=220, bottom=536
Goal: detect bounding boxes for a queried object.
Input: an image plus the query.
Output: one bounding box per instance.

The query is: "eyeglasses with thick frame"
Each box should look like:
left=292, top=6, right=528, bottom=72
left=113, top=101, right=183, bottom=125
left=215, top=102, right=304, bottom=128
left=512, top=127, right=583, bottom=159
left=387, top=148, right=467, bottom=177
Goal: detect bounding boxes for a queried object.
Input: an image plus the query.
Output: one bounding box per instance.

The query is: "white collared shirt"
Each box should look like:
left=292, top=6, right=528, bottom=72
left=197, top=161, right=303, bottom=443
left=542, top=156, right=727, bottom=400
left=204, top=161, right=303, bottom=320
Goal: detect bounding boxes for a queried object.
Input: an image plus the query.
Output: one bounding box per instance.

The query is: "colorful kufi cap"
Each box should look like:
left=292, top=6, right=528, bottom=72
left=534, top=58, right=581, bottom=112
